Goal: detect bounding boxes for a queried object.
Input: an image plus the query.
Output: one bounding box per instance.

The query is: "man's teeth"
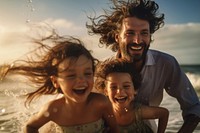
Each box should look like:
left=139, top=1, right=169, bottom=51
left=131, top=46, right=142, bottom=50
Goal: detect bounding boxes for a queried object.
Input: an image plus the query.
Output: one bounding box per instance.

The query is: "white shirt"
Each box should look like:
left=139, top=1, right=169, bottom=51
left=134, top=49, right=200, bottom=118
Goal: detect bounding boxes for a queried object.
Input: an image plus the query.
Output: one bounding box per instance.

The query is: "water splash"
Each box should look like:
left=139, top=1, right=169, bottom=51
left=26, top=0, right=35, bottom=24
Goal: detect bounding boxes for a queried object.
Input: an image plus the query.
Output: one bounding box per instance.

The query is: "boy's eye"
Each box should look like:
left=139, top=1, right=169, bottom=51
left=110, top=86, right=117, bottom=90
left=124, top=85, right=131, bottom=89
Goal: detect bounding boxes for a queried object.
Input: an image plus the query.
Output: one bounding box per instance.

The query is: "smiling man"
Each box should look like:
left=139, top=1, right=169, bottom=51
left=87, top=0, right=200, bottom=132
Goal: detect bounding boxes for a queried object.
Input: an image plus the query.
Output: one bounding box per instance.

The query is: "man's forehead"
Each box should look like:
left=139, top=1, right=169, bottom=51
left=122, top=17, right=149, bottom=28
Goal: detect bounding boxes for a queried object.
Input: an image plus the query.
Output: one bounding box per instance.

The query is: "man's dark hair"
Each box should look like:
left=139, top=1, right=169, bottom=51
left=87, top=0, right=164, bottom=52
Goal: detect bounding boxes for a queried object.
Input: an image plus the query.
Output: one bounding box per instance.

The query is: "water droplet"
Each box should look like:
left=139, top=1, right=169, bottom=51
left=44, top=111, right=50, bottom=117
left=0, top=126, right=5, bottom=130
left=4, top=90, right=10, bottom=96
left=28, top=0, right=33, bottom=3
left=20, top=89, right=28, bottom=95
left=53, top=108, right=58, bottom=113
left=31, top=7, right=35, bottom=12
left=26, top=19, right=30, bottom=23
left=187, top=87, right=190, bottom=91
left=1, top=108, right=6, bottom=113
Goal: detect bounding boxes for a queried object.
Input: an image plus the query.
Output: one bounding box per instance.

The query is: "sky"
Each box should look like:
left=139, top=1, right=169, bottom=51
left=0, top=0, right=200, bottom=65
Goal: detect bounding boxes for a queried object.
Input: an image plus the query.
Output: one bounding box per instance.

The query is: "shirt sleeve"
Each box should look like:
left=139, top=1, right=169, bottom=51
left=164, top=56, right=200, bottom=119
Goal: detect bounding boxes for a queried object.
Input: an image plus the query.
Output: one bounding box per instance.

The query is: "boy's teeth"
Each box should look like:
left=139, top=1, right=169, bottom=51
left=117, top=96, right=125, bottom=99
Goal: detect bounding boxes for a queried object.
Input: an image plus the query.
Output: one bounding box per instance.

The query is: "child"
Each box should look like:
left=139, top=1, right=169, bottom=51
left=95, top=59, right=169, bottom=133
left=0, top=31, right=119, bottom=133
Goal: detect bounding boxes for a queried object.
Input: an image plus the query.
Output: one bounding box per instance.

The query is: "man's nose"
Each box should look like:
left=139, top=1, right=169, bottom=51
left=133, top=34, right=142, bottom=44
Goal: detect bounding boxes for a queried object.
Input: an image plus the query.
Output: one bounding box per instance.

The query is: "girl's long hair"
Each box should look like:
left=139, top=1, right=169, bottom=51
left=0, top=30, right=98, bottom=107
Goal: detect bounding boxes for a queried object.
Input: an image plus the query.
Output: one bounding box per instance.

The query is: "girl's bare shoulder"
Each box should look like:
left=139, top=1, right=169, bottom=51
left=40, top=97, right=64, bottom=113
left=89, top=92, right=111, bottom=106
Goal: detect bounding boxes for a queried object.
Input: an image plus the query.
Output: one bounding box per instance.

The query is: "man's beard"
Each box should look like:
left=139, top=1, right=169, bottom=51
left=122, top=42, right=150, bottom=62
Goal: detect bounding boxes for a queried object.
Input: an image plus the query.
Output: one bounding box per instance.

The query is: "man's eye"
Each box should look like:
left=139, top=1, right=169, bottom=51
left=141, top=32, right=149, bottom=36
left=85, top=72, right=93, bottom=76
left=126, top=32, right=135, bottom=35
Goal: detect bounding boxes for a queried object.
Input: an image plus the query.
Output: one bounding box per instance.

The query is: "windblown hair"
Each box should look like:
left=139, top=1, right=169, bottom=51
left=86, top=0, right=164, bottom=52
left=95, top=58, right=141, bottom=94
left=0, top=31, right=98, bottom=106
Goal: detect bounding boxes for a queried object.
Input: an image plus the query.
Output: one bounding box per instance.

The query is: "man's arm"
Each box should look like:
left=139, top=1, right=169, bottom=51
left=178, top=114, right=200, bottom=133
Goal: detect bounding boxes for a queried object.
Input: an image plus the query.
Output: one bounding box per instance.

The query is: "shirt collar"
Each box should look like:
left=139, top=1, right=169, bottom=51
left=114, top=49, right=156, bottom=66
left=145, top=50, right=155, bottom=66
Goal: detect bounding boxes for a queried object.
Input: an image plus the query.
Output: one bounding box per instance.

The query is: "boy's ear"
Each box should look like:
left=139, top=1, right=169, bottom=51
left=104, top=88, right=108, bottom=96
left=50, top=76, right=60, bottom=88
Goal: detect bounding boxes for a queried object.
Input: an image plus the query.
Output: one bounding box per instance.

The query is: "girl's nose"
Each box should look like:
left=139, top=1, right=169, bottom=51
left=77, top=75, right=86, bottom=82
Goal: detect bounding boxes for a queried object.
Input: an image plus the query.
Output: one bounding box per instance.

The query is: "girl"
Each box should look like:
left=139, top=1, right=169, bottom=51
left=95, top=59, right=169, bottom=133
left=0, top=31, right=119, bottom=133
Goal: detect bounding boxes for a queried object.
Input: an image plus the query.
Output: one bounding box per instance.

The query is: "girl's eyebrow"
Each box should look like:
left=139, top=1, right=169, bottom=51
left=59, top=66, right=93, bottom=73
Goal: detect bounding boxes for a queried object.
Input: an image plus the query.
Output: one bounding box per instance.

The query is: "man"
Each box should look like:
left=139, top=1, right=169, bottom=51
left=86, top=0, right=200, bottom=132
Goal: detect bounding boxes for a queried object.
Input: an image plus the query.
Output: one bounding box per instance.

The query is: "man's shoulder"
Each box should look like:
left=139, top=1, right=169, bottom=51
left=148, top=49, right=180, bottom=68
left=149, top=49, right=174, bottom=58
left=149, top=49, right=176, bottom=61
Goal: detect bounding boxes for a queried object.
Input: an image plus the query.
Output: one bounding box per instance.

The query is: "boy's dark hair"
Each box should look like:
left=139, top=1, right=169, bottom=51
left=95, top=58, right=141, bottom=93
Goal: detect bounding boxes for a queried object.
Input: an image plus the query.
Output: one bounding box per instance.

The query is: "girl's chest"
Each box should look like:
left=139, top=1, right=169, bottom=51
left=52, top=105, right=102, bottom=126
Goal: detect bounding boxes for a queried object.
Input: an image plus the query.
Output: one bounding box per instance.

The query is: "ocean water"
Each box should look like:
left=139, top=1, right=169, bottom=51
left=0, top=65, right=200, bottom=133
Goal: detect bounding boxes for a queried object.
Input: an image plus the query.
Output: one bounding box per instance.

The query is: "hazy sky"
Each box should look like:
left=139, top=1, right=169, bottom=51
left=0, top=0, right=200, bottom=64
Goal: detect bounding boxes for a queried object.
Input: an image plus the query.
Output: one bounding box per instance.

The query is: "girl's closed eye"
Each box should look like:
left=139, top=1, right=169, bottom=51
left=84, top=71, right=93, bottom=77
left=60, top=73, right=76, bottom=80
left=66, top=74, right=76, bottom=79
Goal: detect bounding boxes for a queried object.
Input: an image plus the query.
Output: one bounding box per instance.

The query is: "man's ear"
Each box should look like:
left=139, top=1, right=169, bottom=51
left=115, top=33, right=119, bottom=43
left=50, top=76, right=60, bottom=88
left=134, top=89, right=138, bottom=96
